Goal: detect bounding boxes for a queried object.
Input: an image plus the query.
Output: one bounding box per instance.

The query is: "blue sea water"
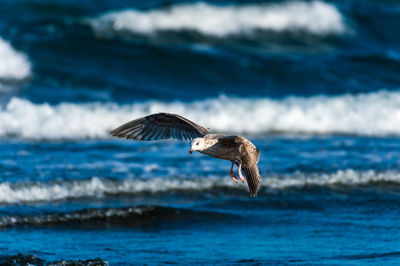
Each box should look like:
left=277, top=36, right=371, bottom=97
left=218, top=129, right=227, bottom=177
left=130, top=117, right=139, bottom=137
left=1, top=0, right=400, bottom=264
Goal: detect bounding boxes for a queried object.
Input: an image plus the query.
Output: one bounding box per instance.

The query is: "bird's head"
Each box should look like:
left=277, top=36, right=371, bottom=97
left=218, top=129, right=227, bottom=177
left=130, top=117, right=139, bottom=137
left=189, top=138, right=206, bottom=154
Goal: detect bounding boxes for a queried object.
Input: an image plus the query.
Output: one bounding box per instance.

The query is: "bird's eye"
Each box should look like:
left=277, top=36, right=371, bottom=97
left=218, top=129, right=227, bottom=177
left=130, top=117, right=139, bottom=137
left=196, top=143, right=199, bottom=146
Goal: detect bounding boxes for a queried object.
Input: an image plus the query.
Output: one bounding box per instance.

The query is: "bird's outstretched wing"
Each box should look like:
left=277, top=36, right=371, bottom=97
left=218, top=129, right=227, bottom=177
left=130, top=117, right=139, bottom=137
left=219, top=136, right=260, bottom=197
left=110, top=113, right=210, bottom=141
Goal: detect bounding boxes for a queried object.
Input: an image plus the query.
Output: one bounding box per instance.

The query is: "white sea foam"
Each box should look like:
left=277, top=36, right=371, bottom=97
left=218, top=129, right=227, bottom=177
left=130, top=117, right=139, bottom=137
left=87, top=1, right=345, bottom=37
left=0, top=170, right=399, bottom=204
left=0, top=37, right=31, bottom=80
left=1, top=90, right=400, bottom=139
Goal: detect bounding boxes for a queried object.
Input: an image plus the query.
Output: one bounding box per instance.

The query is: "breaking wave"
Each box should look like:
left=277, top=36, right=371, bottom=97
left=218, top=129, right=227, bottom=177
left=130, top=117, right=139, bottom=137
left=0, top=37, right=31, bottom=81
left=0, top=205, right=232, bottom=227
left=1, top=170, right=400, bottom=204
left=86, top=1, right=346, bottom=38
left=1, top=90, right=400, bottom=139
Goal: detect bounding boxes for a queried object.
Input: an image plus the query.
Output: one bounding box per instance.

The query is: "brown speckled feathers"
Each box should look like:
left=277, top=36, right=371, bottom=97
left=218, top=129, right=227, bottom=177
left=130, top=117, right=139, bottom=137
left=218, top=136, right=260, bottom=196
left=111, top=113, right=261, bottom=197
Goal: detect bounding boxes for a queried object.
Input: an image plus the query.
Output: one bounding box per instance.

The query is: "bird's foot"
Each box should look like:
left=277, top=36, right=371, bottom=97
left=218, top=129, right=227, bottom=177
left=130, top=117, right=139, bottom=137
left=238, top=163, right=245, bottom=183
left=230, top=171, right=238, bottom=183
left=239, top=173, right=245, bottom=183
left=230, top=161, right=238, bottom=183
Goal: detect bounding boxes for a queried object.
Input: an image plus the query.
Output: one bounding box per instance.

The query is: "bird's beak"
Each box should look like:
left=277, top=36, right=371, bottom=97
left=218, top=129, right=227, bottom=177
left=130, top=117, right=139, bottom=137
left=189, top=148, right=194, bottom=154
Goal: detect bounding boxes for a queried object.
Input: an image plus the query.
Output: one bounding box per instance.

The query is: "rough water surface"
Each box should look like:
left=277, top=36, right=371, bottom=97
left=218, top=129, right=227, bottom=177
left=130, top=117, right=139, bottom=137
left=1, top=0, right=400, bottom=264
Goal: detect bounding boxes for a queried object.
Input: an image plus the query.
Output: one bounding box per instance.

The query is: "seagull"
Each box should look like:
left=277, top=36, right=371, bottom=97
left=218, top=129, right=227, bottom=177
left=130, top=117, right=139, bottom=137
left=110, top=113, right=260, bottom=197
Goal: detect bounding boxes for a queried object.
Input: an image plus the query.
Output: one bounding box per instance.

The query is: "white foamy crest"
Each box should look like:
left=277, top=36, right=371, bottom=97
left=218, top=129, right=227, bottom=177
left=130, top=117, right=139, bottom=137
left=1, top=170, right=399, bottom=204
left=0, top=177, right=224, bottom=204
left=264, top=169, right=400, bottom=189
left=0, top=37, right=31, bottom=80
left=87, top=1, right=345, bottom=37
left=1, top=90, right=400, bottom=139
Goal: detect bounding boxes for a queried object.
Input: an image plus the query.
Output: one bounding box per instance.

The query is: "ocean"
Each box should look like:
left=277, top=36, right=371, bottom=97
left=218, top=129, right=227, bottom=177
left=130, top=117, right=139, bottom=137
left=1, top=0, right=400, bottom=264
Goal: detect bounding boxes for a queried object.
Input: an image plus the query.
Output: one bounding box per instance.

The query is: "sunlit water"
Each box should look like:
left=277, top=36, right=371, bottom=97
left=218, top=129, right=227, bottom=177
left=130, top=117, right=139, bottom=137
left=1, top=0, right=400, bottom=264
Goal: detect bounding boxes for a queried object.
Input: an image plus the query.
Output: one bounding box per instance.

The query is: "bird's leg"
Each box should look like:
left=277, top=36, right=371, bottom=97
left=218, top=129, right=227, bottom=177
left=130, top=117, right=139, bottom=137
left=238, top=162, right=245, bottom=183
left=230, top=161, right=238, bottom=183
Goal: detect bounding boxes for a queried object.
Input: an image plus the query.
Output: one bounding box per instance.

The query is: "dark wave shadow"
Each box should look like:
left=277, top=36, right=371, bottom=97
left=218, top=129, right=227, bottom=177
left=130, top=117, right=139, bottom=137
left=333, top=251, right=400, bottom=260
left=0, top=205, right=238, bottom=229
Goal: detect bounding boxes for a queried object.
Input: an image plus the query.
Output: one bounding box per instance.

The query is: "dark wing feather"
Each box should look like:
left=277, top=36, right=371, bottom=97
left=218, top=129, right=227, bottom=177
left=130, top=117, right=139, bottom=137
left=237, top=137, right=260, bottom=197
left=217, top=135, right=238, bottom=147
left=241, top=163, right=260, bottom=197
left=110, top=113, right=210, bottom=141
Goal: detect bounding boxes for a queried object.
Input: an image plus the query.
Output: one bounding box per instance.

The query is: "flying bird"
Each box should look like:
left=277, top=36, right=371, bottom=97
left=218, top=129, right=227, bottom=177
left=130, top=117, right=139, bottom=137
left=110, top=113, right=260, bottom=197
